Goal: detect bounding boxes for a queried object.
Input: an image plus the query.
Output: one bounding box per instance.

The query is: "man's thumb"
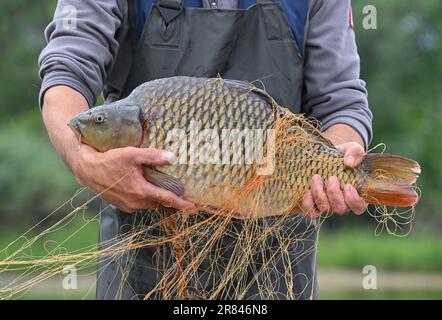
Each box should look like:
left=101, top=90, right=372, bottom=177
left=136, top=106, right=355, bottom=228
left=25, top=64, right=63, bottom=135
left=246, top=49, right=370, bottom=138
left=336, top=143, right=365, bottom=168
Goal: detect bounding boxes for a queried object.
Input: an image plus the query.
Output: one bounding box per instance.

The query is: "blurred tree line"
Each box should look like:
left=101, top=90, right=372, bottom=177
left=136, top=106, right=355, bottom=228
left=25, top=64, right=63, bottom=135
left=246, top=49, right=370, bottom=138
left=0, top=0, right=441, bottom=231
left=0, top=0, right=80, bottom=228
left=353, top=0, right=442, bottom=232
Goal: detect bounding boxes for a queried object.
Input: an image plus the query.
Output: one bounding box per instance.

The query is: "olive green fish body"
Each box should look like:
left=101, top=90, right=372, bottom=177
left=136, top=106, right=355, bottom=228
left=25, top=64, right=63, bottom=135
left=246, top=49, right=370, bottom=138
left=69, top=77, right=420, bottom=217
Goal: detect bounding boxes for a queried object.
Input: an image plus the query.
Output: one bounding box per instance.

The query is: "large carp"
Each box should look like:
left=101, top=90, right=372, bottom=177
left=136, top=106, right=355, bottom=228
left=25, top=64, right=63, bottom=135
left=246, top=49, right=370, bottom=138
left=68, top=77, right=420, bottom=218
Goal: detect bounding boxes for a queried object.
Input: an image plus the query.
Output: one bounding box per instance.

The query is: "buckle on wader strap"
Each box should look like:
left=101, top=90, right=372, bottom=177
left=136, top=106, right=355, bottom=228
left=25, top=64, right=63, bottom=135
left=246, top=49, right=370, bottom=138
left=157, top=0, right=184, bottom=24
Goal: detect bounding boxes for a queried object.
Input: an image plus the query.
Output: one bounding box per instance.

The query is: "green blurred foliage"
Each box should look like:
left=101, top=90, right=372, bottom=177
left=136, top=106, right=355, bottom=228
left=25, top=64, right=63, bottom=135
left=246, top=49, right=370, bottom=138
left=0, top=0, right=441, bottom=232
left=0, top=119, right=79, bottom=227
left=0, top=1, right=54, bottom=119
left=353, top=0, right=442, bottom=212
left=318, top=227, right=442, bottom=271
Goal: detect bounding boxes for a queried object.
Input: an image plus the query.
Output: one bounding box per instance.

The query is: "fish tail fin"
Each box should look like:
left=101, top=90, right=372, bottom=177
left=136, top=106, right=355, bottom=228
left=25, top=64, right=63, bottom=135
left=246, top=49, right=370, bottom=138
left=361, top=154, right=421, bottom=207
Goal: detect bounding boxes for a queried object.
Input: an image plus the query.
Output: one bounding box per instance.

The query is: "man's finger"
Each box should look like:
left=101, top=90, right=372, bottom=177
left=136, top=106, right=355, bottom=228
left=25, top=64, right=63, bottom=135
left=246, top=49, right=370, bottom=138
left=343, top=184, right=367, bottom=215
left=142, top=184, right=196, bottom=211
left=158, top=191, right=196, bottom=210
left=301, top=190, right=320, bottom=217
left=130, top=148, right=176, bottom=166
left=310, top=175, right=330, bottom=213
left=326, top=176, right=348, bottom=215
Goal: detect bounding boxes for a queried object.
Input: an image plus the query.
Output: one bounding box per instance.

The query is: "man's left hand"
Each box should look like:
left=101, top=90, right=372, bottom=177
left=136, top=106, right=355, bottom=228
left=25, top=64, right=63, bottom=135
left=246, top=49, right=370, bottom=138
left=300, top=141, right=368, bottom=218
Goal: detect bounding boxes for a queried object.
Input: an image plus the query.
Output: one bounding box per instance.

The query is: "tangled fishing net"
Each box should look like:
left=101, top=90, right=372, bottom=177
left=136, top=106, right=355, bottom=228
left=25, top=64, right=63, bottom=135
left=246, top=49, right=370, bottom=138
left=0, top=84, right=419, bottom=300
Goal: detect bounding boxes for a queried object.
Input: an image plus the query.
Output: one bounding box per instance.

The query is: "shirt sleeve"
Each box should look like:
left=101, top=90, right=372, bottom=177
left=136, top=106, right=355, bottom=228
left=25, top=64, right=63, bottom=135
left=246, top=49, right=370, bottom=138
left=303, top=0, right=373, bottom=149
left=38, top=0, right=127, bottom=108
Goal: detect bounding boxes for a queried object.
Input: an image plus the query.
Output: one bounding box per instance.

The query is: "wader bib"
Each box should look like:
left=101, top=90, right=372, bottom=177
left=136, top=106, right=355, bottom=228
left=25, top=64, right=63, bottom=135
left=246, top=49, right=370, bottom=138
left=97, top=0, right=318, bottom=300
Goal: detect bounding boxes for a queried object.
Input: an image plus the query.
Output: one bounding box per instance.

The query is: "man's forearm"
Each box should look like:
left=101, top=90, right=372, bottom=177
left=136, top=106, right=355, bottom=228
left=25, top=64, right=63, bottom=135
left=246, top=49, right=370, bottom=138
left=41, top=86, right=89, bottom=170
left=321, top=124, right=365, bottom=149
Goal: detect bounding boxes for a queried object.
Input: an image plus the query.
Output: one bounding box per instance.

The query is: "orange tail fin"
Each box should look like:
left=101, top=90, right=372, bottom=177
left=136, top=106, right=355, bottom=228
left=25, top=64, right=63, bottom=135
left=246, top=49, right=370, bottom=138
left=361, top=154, right=421, bottom=207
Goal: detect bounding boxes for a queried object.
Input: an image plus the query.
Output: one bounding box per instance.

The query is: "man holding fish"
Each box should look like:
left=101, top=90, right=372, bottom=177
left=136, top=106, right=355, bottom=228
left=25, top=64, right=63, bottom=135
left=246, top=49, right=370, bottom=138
left=39, top=0, right=373, bottom=299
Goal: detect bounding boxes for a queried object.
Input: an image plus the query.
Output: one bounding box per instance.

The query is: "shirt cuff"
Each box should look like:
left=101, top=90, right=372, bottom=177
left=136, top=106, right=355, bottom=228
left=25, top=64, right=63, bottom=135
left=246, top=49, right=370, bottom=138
left=39, top=72, right=95, bottom=109
left=320, top=112, right=372, bottom=151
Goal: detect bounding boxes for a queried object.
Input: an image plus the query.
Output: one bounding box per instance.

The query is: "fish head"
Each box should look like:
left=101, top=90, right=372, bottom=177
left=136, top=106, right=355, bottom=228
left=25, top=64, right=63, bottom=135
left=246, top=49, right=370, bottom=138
left=68, top=101, right=145, bottom=152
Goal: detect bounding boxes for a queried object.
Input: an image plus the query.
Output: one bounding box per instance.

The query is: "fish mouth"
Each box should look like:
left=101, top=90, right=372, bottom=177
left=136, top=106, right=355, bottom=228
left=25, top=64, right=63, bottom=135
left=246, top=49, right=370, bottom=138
left=68, top=118, right=81, bottom=134
left=67, top=118, right=83, bottom=145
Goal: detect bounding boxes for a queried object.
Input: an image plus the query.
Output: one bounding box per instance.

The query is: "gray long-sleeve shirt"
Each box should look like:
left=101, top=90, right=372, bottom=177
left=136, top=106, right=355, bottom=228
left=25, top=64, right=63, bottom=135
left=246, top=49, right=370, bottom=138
left=39, top=0, right=373, bottom=148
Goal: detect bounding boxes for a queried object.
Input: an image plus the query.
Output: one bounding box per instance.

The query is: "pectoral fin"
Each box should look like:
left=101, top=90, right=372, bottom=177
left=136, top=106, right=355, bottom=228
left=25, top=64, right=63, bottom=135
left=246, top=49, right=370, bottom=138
left=143, top=167, right=185, bottom=197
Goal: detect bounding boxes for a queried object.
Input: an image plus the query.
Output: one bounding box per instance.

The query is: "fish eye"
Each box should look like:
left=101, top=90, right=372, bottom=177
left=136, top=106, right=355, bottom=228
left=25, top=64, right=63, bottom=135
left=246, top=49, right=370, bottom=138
left=94, top=114, right=105, bottom=123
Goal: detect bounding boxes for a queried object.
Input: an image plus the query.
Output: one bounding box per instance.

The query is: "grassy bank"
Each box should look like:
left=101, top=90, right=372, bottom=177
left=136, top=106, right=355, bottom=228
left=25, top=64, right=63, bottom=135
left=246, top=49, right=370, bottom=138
left=1, top=218, right=441, bottom=271
left=318, top=227, right=442, bottom=271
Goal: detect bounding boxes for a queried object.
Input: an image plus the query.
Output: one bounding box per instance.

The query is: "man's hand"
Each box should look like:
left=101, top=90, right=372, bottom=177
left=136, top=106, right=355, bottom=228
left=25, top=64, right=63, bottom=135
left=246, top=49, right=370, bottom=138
left=42, top=85, right=195, bottom=213
left=300, top=125, right=368, bottom=217
left=72, top=144, right=195, bottom=213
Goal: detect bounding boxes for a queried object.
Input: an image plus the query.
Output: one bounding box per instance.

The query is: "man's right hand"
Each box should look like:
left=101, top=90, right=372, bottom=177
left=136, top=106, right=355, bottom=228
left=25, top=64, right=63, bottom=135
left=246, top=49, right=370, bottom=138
left=72, top=144, right=195, bottom=212
left=42, top=85, right=195, bottom=213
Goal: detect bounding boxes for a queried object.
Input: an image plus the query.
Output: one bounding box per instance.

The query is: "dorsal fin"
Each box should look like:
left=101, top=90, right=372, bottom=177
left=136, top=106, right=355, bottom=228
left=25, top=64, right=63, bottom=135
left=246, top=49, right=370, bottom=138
left=222, top=78, right=335, bottom=149
left=306, top=125, right=335, bottom=148
left=277, top=110, right=336, bottom=149
left=221, top=79, right=277, bottom=106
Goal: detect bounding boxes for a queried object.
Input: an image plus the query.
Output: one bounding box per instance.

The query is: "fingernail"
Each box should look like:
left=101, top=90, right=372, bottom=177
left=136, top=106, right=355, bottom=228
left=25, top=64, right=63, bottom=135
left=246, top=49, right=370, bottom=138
left=345, top=156, right=354, bottom=167
left=186, top=201, right=197, bottom=210
left=163, top=151, right=176, bottom=163
left=352, top=157, right=358, bottom=167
